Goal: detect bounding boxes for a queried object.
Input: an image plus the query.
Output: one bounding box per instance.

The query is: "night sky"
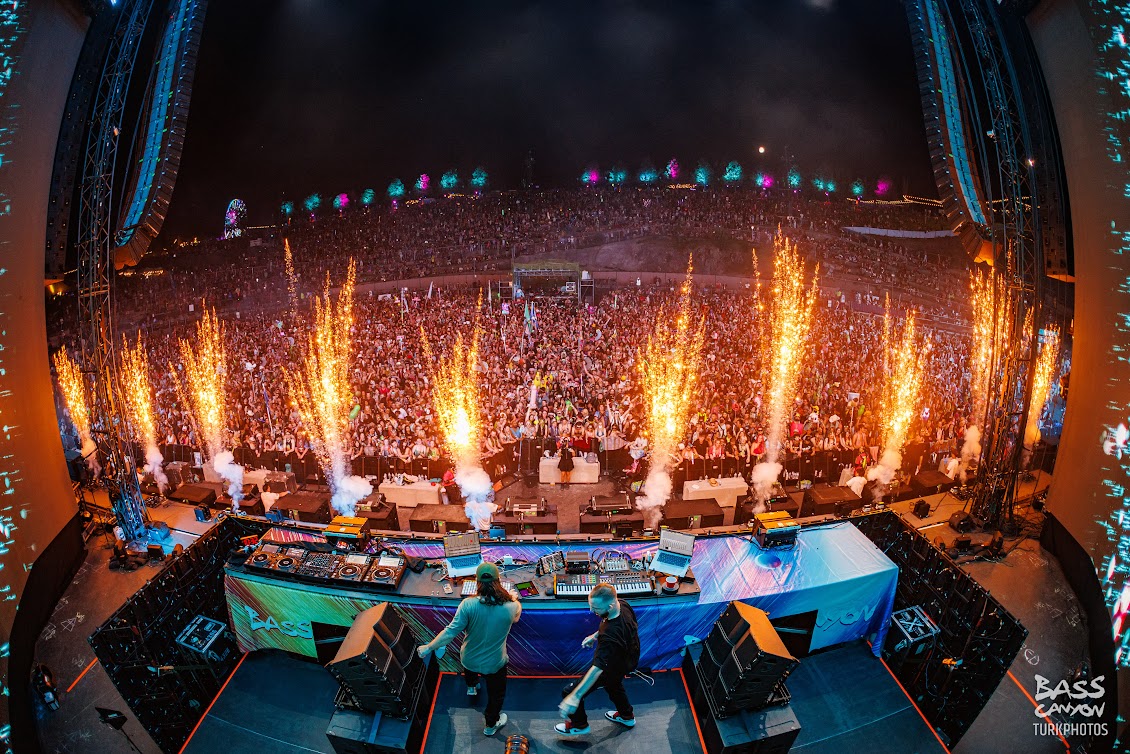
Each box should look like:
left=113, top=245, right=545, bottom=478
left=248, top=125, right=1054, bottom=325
left=163, top=0, right=934, bottom=237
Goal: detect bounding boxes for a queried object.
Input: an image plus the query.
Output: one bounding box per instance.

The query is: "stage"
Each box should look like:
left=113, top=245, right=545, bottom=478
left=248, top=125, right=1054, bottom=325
left=180, top=641, right=947, bottom=754
left=223, top=524, right=899, bottom=675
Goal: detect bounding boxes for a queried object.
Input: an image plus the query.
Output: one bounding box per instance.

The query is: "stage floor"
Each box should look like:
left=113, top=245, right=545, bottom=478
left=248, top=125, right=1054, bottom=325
left=182, top=651, right=340, bottom=754
left=787, top=642, right=947, bottom=753
left=178, top=640, right=945, bottom=754
left=423, top=670, right=702, bottom=754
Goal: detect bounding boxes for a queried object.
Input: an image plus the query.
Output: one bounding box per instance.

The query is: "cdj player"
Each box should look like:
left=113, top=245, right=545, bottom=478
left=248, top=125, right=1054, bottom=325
left=248, top=543, right=285, bottom=570
left=362, top=554, right=407, bottom=590
left=332, top=553, right=372, bottom=581
left=266, top=546, right=308, bottom=573
left=272, top=556, right=304, bottom=573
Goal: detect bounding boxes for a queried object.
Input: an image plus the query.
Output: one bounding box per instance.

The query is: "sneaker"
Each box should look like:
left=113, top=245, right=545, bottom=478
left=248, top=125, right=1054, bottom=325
left=483, top=712, right=507, bottom=736
left=605, top=711, right=636, bottom=728
left=554, top=722, right=591, bottom=736
left=466, top=683, right=479, bottom=697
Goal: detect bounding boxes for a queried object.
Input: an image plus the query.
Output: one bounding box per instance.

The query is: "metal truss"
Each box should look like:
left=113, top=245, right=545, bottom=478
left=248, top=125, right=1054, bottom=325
left=75, top=0, right=158, bottom=542
left=948, top=0, right=1045, bottom=530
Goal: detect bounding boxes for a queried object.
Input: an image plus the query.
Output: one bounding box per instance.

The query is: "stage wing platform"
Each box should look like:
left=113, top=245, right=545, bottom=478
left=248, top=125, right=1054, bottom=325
left=224, top=524, right=898, bottom=675
left=180, top=641, right=946, bottom=754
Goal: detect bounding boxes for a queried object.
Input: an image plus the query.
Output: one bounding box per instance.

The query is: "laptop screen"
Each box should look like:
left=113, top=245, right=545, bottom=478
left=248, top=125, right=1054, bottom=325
left=660, top=529, right=696, bottom=557
left=444, top=531, right=481, bottom=558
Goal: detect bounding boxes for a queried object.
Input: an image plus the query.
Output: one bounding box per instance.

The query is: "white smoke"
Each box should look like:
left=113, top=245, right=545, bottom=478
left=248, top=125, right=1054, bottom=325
left=1023, top=413, right=1041, bottom=451
left=456, top=464, right=497, bottom=531
left=634, top=469, right=672, bottom=530
left=144, top=444, right=169, bottom=494
left=959, top=425, right=981, bottom=482
left=749, top=461, right=782, bottom=508
left=212, top=450, right=244, bottom=508
left=866, top=449, right=901, bottom=502
left=331, top=475, right=372, bottom=517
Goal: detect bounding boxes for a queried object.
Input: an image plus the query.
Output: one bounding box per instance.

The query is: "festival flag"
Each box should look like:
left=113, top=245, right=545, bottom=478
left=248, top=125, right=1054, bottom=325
left=427, top=282, right=433, bottom=299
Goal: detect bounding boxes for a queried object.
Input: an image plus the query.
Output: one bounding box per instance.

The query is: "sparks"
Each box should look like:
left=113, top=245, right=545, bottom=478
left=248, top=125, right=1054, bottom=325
left=53, top=345, right=91, bottom=444
left=638, top=256, right=705, bottom=473
left=1026, top=326, right=1060, bottom=445
left=760, top=231, right=820, bottom=465
left=421, top=293, right=484, bottom=464
left=120, top=334, right=169, bottom=491
left=172, top=307, right=228, bottom=459
left=969, top=269, right=1004, bottom=424
left=420, top=293, right=497, bottom=529
left=878, top=299, right=928, bottom=455
left=284, top=237, right=299, bottom=315
left=285, top=259, right=361, bottom=508
left=119, top=334, right=157, bottom=448
left=633, top=256, right=705, bottom=525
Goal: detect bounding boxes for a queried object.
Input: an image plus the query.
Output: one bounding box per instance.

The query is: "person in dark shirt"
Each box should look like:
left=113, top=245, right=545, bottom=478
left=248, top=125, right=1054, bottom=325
left=556, top=583, right=640, bottom=736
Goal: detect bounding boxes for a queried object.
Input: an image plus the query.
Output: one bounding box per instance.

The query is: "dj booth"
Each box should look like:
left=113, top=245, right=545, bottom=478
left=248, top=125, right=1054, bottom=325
left=224, top=524, right=897, bottom=676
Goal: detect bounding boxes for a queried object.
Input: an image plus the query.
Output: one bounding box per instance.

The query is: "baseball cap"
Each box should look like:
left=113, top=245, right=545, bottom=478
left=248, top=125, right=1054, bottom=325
left=476, top=561, right=501, bottom=582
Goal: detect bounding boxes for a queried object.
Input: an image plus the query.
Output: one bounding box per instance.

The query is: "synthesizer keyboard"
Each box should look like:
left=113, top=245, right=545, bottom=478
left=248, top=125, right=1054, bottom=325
left=554, top=573, right=655, bottom=598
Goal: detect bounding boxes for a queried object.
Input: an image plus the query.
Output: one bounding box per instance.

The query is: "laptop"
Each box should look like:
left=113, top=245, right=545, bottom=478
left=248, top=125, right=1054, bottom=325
left=443, top=531, right=484, bottom=578
left=650, top=529, right=696, bottom=579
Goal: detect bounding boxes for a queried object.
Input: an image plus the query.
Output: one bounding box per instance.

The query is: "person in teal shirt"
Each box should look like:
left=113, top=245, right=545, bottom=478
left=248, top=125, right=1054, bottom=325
left=418, top=562, right=521, bottom=737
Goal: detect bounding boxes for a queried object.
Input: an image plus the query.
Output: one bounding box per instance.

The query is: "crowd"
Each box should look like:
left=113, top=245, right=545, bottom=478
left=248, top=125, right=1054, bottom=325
left=51, top=187, right=980, bottom=485
left=44, top=188, right=956, bottom=340
left=78, top=282, right=974, bottom=485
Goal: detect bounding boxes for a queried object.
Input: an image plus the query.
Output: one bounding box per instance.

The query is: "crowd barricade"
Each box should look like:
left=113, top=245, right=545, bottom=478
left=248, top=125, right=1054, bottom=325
left=517, top=438, right=551, bottom=471
left=602, top=447, right=631, bottom=473
left=667, top=449, right=860, bottom=488
left=335, top=454, right=460, bottom=482
left=482, top=447, right=518, bottom=480
left=159, top=444, right=197, bottom=464
left=157, top=440, right=862, bottom=491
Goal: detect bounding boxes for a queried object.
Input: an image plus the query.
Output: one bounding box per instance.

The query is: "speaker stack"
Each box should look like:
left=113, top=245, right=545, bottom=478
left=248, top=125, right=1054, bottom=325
left=164, top=461, right=189, bottom=490
left=910, top=470, right=955, bottom=496
left=697, top=602, right=799, bottom=717
left=325, top=604, right=438, bottom=754
left=168, top=483, right=217, bottom=506
left=229, top=483, right=265, bottom=516
left=326, top=604, right=426, bottom=718
left=684, top=602, right=802, bottom=753
left=140, top=472, right=163, bottom=496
